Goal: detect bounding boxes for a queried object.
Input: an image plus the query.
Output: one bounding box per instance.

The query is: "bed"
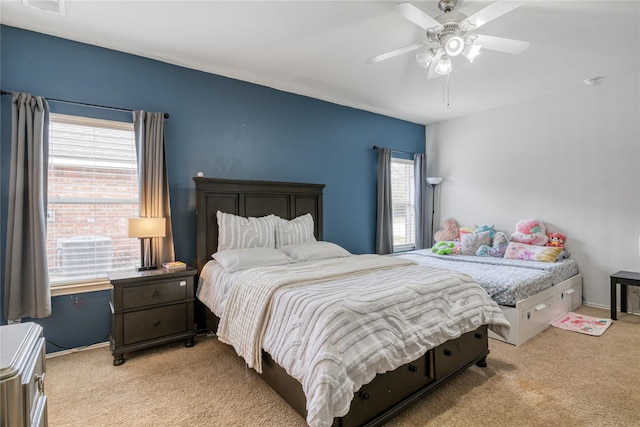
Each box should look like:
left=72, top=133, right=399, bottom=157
left=398, top=250, right=582, bottom=346
left=193, top=177, right=510, bottom=427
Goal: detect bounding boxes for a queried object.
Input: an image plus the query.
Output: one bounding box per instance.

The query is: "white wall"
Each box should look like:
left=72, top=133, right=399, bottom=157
left=426, top=71, right=640, bottom=311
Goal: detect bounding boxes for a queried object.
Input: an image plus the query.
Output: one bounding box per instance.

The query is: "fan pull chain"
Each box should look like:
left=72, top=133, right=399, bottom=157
left=442, top=74, right=451, bottom=110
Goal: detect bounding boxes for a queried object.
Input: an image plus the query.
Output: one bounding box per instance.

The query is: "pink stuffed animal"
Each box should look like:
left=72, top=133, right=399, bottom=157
left=434, top=218, right=460, bottom=242
left=546, top=232, right=565, bottom=247
left=510, top=219, right=549, bottom=246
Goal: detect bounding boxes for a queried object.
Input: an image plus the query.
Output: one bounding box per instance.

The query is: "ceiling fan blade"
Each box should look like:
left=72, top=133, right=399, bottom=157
left=461, top=1, right=524, bottom=30
left=394, top=3, right=443, bottom=31
left=472, top=35, right=530, bottom=54
left=427, top=52, right=444, bottom=80
left=366, top=41, right=428, bottom=64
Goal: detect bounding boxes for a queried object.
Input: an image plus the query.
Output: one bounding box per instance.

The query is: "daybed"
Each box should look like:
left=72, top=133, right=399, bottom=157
left=193, top=177, right=510, bottom=427
left=399, top=250, right=582, bottom=346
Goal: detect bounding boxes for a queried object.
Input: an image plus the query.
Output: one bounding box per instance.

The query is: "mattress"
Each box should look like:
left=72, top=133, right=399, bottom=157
left=397, top=250, right=579, bottom=306
left=197, top=256, right=510, bottom=427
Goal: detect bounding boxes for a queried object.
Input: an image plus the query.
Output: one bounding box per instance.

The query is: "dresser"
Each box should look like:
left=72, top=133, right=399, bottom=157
left=108, top=267, right=197, bottom=366
left=0, top=322, right=47, bottom=427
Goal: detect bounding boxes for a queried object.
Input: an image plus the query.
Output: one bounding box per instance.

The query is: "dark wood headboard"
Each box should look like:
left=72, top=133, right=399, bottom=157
left=193, top=177, right=325, bottom=273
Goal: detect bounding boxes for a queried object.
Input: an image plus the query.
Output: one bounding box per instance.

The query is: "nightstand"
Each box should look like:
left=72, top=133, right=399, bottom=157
left=108, top=266, right=197, bottom=366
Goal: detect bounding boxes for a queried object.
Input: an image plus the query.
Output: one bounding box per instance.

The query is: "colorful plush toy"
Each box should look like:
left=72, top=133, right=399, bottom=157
left=510, top=219, right=549, bottom=246
left=458, top=225, right=475, bottom=241
left=546, top=232, right=566, bottom=247
left=432, top=241, right=455, bottom=255
left=474, top=224, right=496, bottom=240
left=434, top=218, right=460, bottom=242
left=476, top=231, right=510, bottom=257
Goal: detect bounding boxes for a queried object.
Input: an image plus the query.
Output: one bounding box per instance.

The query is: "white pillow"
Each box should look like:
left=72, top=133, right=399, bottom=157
left=212, top=248, right=292, bottom=273
left=274, top=213, right=316, bottom=249
left=217, top=211, right=276, bottom=251
left=279, top=241, right=351, bottom=262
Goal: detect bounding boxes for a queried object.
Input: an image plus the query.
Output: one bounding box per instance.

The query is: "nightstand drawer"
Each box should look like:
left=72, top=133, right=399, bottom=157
left=122, top=277, right=191, bottom=310
left=123, top=303, right=188, bottom=345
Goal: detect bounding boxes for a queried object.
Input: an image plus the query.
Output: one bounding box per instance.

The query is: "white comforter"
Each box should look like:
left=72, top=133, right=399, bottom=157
left=198, top=255, right=510, bottom=427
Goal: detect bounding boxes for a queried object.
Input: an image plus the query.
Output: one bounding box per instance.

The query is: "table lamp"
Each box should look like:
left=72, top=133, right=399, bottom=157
left=128, top=217, right=166, bottom=271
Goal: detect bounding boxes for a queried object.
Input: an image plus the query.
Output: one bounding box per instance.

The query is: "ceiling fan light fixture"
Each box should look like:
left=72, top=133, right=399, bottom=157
left=415, top=49, right=436, bottom=68
left=462, top=43, right=482, bottom=63
left=444, top=35, right=465, bottom=56
left=435, top=55, right=452, bottom=75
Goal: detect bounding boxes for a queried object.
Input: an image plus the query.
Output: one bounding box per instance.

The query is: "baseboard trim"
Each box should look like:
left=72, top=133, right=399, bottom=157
left=583, top=302, right=640, bottom=316
left=46, top=341, right=110, bottom=359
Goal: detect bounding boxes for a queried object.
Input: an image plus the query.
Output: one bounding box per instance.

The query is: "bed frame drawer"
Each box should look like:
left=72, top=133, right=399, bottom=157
left=435, top=326, right=488, bottom=380
left=342, top=353, right=435, bottom=426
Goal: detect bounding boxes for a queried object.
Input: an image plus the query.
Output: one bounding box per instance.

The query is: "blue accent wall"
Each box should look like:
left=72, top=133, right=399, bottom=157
left=0, top=25, right=425, bottom=352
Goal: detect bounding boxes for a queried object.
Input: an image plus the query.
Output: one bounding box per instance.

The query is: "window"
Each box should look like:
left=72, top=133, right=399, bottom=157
left=46, top=113, right=140, bottom=289
left=391, top=157, right=415, bottom=252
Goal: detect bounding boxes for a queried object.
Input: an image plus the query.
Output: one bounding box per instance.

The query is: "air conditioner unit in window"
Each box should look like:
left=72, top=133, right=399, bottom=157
left=57, top=236, right=112, bottom=278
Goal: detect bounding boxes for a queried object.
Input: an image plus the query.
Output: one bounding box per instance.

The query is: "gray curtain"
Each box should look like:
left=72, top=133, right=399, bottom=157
left=414, top=153, right=429, bottom=249
left=133, top=111, right=175, bottom=266
left=4, top=93, right=51, bottom=320
left=375, top=147, right=393, bottom=254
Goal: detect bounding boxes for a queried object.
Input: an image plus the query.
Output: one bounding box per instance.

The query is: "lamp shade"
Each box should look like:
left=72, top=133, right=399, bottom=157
left=435, top=55, right=452, bottom=75
left=128, top=217, right=166, bottom=238
left=427, top=177, right=443, bottom=185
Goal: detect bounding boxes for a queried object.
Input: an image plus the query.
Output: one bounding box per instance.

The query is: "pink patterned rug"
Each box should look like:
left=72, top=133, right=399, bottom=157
left=551, top=312, right=612, bottom=336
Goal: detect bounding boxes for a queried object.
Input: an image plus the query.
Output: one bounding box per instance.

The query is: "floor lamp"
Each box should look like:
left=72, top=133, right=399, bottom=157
left=128, top=217, right=166, bottom=271
left=426, top=177, right=443, bottom=244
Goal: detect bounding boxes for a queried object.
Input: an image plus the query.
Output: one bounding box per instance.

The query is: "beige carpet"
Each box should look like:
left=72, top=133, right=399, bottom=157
left=46, top=306, right=640, bottom=427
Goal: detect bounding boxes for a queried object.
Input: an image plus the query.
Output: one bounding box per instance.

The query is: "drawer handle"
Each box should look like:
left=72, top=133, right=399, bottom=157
left=358, top=391, right=370, bottom=401
left=35, top=373, right=45, bottom=393
left=534, top=303, right=546, bottom=311
left=153, top=291, right=160, bottom=298
left=154, top=320, right=161, bottom=326
left=443, top=349, right=453, bottom=357
left=565, top=289, right=575, bottom=295
left=180, top=280, right=187, bottom=287
left=474, top=332, right=483, bottom=339
left=408, top=364, right=418, bottom=372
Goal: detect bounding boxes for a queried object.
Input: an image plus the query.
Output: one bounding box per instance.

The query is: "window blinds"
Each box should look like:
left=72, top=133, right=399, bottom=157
left=47, top=113, right=140, bottom=284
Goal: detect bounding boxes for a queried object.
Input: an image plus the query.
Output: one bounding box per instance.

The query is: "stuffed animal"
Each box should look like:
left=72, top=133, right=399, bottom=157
left=458, top=225, right=475, bottom=241
left=476, top=231, right=510, bottom=257
left=546, top=232, right=566, bottom=247
left=510, top=219, right=549, bottom=246
left=432, top=241, right=455, bottom=255
left=434, top=218, right=460, bottom=242
left=474, top=224, right=496, bottom=240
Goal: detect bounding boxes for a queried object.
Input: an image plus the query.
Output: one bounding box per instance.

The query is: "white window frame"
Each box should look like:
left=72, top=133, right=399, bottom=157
left=47, top=113, right=139, bottom=296
left=391, top=157, right=416, bottom=253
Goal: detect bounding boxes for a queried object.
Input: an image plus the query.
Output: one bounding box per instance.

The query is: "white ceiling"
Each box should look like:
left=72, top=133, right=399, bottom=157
left=1, top=1, right=638, bottom=125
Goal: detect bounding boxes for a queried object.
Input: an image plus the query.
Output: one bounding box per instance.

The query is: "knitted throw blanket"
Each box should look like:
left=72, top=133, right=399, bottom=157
left=216, top=255, right=415, bottom=373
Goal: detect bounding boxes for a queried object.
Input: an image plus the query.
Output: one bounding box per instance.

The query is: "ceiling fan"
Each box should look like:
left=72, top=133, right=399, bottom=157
left=367, top=0, right=531, bottom=79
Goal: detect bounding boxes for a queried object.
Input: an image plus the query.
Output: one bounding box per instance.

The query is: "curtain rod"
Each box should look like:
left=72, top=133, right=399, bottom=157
left=372, top=145, right=416, bottom=156
left=0, top=90, right=169, bottom=119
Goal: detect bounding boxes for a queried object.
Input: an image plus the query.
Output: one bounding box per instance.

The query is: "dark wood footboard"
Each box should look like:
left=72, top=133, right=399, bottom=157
left=204, top=308, right=488, bottom=427
left=260, top=324, right=489, bottom=427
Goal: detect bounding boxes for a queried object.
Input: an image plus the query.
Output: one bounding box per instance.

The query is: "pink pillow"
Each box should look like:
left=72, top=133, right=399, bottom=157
left=510, top=219, right=549, bottom=246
